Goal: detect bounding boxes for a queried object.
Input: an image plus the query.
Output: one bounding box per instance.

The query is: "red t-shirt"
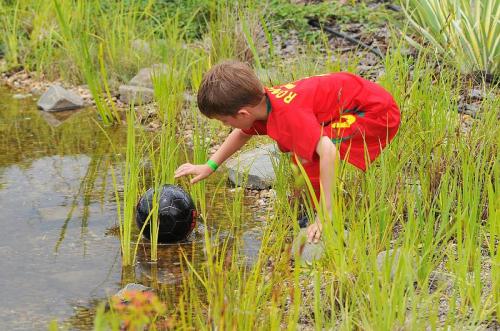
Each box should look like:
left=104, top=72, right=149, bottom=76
left=242, top=72, right=400, bottom=171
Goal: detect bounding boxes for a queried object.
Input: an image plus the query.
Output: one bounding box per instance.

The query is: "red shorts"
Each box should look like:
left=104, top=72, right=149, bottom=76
left=293, top=101, right=400, bottom=202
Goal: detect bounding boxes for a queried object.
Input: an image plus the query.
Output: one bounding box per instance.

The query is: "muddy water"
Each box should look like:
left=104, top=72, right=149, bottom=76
left=0, top=86, right=264, bottom=330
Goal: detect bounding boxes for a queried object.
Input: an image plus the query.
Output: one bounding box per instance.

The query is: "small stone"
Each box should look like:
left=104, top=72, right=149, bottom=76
left=129, top=64, right=168, bottom=89
left=12, top=93, right=32, bottom=99
left=30, top=86, right=43, bottom=95
left=468, top=88, right=484, bottom=100
left=118, top=85, right=155, bottom=105
left=464, top=103, right=481, bottom=117
left=183, top=92, right=196, bottom=103
left=376, top=248, right=404, bottom=279
left=37, top=84, right=84, bottom=112
left=131, top=39, right=151, bottom=54
left=114, top=283, right=153, bottom=300
left=291, top=229, right=325, bottom=264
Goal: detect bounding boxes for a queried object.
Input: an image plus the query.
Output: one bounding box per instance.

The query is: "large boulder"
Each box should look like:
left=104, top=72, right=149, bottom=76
left=37, top=85, right=84, bottom=112
left=225, top=144, right=279, bottom=189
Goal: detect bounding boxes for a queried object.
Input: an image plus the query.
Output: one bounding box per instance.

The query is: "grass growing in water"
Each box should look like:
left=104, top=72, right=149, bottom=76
left=110, top=108, right=141, bottom=266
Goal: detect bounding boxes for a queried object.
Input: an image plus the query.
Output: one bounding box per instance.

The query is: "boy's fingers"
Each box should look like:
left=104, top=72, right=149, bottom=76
left=313, top=230, right=321, bottom=244
left=175, top=163, right=192, bottom=173
left=190, top=173, right=205, bottom=184
left=307, top=227, right=315, bottom=243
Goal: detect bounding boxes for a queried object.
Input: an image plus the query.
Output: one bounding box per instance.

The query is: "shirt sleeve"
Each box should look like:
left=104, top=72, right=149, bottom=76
left=282, top=108, right=323, bottom=162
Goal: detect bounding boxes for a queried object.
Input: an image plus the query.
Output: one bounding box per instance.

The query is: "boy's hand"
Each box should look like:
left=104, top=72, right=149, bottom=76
left=306, top=219, right=322, bottom=244
left=174, top=163, right=213, bottom=184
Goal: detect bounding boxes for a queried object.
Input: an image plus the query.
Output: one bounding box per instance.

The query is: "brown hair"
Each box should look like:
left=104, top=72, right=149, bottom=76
left=197, top=60, right=264, bottom=117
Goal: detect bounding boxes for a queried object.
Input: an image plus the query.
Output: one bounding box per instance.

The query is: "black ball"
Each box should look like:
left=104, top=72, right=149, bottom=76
left=136, top=184, right=196, bottom=243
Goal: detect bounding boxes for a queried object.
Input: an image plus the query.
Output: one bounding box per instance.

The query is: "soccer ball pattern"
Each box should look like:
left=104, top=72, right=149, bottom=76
left=136, top=184, right=196, bottom=243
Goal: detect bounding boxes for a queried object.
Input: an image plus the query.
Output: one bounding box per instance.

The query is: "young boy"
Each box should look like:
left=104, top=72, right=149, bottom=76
left=174, top=60, right=400, bottom=243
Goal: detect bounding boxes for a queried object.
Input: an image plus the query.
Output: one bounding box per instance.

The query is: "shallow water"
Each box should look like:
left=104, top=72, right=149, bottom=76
left=0, top=86, right=264, bottom=330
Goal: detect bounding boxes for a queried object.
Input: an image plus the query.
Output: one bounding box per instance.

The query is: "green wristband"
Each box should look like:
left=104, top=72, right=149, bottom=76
left=206, top=159, right=219, bottom=172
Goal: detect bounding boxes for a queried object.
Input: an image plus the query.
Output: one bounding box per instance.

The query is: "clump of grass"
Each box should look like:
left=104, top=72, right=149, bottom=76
left=53, top=0, right=119, bottom=124
left=110, top=108, right=141, bottom=266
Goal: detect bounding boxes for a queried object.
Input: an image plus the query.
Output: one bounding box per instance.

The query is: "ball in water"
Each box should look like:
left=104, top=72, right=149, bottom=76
left=136, top=184, right=197, bottom=243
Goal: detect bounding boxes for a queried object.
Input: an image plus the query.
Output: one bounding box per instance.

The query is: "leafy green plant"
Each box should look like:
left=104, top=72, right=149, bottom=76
left=400, top=0, right=500, bottom=77
left=93, top=290, right=167, bottom=331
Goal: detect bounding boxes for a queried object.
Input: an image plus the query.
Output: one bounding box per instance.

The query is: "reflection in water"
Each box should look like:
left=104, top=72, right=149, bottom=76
left=0, top=86, right=126, bottom=330
left=0, top=86, right=265, bottom=330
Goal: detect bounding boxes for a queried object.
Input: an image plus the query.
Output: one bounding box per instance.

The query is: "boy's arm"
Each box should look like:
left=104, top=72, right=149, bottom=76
left=306, top=136, right=339, bottom=243
left=175, top=129, right=252, bottom=184
left=209, top=129, right=252, bottom=166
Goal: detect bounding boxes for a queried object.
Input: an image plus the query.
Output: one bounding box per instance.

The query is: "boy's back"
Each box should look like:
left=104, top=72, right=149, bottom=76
left=243, top=72, right=401, bottom=170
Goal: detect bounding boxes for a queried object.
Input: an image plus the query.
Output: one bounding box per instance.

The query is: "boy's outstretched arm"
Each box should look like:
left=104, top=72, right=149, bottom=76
left=174, top=129, right=252, bottom=184
left=307, top=136, right=339, bottom=243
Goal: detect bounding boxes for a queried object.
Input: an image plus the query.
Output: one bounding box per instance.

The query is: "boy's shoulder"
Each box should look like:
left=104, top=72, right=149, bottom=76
left=266, top=72, right=364, bottom=107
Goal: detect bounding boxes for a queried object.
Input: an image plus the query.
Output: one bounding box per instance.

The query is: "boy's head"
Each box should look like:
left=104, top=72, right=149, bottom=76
left=197, top=60, right=264, bottom=119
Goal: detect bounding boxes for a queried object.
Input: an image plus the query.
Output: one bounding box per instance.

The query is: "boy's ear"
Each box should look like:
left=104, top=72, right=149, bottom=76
left=236, top=108, right=251, bottom=117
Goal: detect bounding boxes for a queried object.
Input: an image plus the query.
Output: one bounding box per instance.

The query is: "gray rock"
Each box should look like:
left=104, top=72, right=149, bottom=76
left=30, top=87, right=44, bottom=95
left=37, top=85, right=84, bottom=111
left=464, top=103, right=480, bottom=117
left=131, top=39, right=151, bottom=54
left=468, top=88, right=484, bottom=100
left=114, top=283, right=153, bottom=300
left=118, top=85, right=155, bottom=105
left=291, top=229, right=325, bottom=264
left=225, top=144, right=279, bottom=189
left=376, top=248, right=403, bottom=279
left=129, top=63, right=168, bottom=89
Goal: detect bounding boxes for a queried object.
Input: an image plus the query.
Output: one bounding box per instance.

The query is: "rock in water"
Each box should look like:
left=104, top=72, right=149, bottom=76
left=291, top=229, right=325, bottom=264
left=225, top=143, right=279, bottom=189
left=114, top=283, right=153, bottom=301
left=37, top=85, right=84, bottom=111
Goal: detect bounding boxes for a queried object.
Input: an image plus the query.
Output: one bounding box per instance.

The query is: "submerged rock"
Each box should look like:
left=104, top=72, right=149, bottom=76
left=118, top=85, right=155, bottom=105
left=225, top=144, right=279, bottom=189
left=114, top=283, right=153, bottom=300
left=37, top=84, right=84, bottom=112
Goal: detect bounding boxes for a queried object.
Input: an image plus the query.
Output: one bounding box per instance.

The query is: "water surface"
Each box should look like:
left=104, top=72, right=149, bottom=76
left=0, top=86, right=264, bottom=330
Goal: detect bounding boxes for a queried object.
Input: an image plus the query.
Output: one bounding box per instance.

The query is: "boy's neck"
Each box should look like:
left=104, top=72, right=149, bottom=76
left=250, top=95, right=269, bottom=121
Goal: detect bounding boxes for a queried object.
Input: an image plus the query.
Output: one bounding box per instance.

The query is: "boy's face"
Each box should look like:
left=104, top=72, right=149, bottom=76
left=213, top=110, right=255, bottom=130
